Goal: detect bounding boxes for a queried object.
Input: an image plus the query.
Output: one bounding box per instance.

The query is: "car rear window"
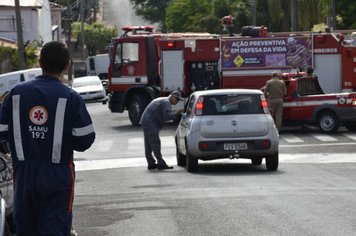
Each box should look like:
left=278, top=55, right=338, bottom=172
left=202, top=94, right=263, bottom=115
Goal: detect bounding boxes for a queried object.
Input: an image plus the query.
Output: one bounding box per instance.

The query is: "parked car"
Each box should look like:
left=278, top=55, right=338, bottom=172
left=175, top=89, right=279, bottom=172
left=71, top=76, right=107, bottom=103
left=0, top=143, right=14, bottom=235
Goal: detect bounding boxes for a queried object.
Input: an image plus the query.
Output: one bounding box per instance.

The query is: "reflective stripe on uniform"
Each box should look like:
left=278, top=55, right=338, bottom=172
left=13, top=95, right=25, bottom=161
left=0, top=124, right=8, bottom=132
left=52, top=98, right=67, bottom=164
left=72, top=124, right=94, bottom=136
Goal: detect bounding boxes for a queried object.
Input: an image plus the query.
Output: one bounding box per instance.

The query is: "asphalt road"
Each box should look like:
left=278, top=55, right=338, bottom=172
left=71, top=102, right=356, bottom=236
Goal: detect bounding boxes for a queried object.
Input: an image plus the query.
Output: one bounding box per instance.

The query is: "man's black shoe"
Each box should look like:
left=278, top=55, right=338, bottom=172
left=157, top=165, right=174, bottom=170
left=147, top=164, right=157, bottom=170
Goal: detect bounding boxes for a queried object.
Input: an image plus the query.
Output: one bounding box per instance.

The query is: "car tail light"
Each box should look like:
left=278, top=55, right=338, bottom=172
left=199, top=142, right=209, bottom=150
left=195, top=96, right=204, bottom=115
left=261, top=96, right=269, bottom=114
left=260, top=140, right=271, bottom=149
left=352, top=98, right=356, bottom=106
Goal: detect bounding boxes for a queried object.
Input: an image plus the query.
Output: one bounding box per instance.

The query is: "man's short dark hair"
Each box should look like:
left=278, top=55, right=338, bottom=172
left=39, top=41, right=69, bottom=74
left=306, top=66, right=314, bottom=75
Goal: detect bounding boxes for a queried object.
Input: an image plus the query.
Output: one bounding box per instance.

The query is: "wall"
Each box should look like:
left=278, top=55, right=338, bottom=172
left=0, top=7, right=39, bottom=43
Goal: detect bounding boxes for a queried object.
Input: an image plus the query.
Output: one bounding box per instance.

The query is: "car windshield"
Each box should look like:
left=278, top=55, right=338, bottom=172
left=202, top=94, right=263, bottom=115
left=73, top=77, right=101, bottom=88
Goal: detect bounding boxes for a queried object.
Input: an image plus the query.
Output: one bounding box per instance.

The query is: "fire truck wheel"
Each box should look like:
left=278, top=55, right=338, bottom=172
left=128, top=95, right=148, bottom=126
left=266, top=152, right=278, bottom=171
left=186, top=151, right=198, bottom=173
left=318, top=111, right=339, bottom=134
left=344, top=122, right=356, bottom=132
left=251, top=157, right=262, bottom=165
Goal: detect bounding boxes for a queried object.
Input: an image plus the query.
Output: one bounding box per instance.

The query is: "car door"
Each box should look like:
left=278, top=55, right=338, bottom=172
left=176, top=95, right=196, bottom=155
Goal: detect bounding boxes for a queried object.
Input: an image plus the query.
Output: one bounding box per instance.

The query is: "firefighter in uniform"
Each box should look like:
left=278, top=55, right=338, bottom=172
left=263, top=72, right=287, bottom=132
left=140, top=91, right=183, bottom=170
left=0, top=41, right=95, bottom=235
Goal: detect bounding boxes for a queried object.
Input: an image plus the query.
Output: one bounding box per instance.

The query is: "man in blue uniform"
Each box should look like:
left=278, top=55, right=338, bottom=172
left=0, top=41, right=95, bottom=235
left=140, top=91, right=183, bottom=170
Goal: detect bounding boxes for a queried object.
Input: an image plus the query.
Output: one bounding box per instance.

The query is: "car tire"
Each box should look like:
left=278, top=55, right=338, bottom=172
left=318, top=111, right=339, bottom=134
left=186, top=151, right=198, bottom=173
left=344, top=121, right=356, bottom=132
left=176, top=147, right=186, bottom=167
left=266, top=152, right=279, bottom=171
left=128, top=95, right=149, bottom=126
left=251, top=157, right=262, bottom=165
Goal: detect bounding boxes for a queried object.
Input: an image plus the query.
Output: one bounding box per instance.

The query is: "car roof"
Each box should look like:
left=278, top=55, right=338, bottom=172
left=191, top=89, right=263, bottom=97
left=73, top=76, right=100, bottom=81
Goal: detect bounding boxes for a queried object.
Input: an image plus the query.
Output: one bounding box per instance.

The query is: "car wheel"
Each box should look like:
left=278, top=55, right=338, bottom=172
left=186, top=151, right=198, bottom=173
left=251, top=157, right=262, bottom=165
left=176, top=146, right=186, bottom=167
left=318, top=111, right=339, bottom=134
left=128, top=95, right=149, bottom=126
left=344, top=121, right=356, bottom=132
left=266, top=152, right=279, bottom=171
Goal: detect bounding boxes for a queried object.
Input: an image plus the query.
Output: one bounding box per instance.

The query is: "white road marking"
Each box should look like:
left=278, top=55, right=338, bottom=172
left=74, top=153, right=356, bottom=172
left=343, top=133, right=356, bottom=141
left=128, top=136, right=175, bottom=150
left=95, top=140, right=114, bottom=152
left=310, top=134, right=338, bottom=142
left=280, top=142, right=355, bottom=148
left=280, top=134, right=304, bottom=143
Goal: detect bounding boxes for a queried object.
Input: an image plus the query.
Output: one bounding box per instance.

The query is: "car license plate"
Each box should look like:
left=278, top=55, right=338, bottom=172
left=224, top=143, right=248, bottom=151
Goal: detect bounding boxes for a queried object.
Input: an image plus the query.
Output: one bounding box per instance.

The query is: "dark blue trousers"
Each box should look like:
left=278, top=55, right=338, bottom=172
left=13, top=161, right=74, bottom=236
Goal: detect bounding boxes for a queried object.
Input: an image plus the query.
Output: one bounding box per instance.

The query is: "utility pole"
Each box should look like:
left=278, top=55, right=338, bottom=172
left=331, top=0, right=336, bottom=30
left=80, top=0, right=86, bottom=60
left=291, top=0, right=298, bottom=31
left=250, top=0, right=256, bottom=26
left=65, top=0, right=73, bottom=82
left=14, top=0, right=26, bottom=69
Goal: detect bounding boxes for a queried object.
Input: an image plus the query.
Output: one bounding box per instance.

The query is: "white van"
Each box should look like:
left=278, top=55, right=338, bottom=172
left=86, top=53, right=109, bottom=79
left=0, top=68, right=42, bottom=98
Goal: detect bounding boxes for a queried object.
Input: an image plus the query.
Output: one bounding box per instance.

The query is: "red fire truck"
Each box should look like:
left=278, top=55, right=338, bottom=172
left=107, top=25, right=356, bottom=126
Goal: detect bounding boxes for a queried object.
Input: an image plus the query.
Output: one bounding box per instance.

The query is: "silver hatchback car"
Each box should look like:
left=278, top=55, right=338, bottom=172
left=175, top=89, right=279, bottom=172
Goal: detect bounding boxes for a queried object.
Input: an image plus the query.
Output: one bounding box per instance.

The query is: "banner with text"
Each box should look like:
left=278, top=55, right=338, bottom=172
left=222, top=36, right=312, bottom=71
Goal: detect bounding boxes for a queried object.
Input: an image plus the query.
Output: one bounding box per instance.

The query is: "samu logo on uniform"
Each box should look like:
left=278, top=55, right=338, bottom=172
left=29, top=106, right=48, bottom=125
left=28, top=106, right=48, bottom=139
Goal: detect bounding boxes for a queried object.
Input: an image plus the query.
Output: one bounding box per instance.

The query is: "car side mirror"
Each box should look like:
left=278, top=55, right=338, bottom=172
left=0, top=158, right=6, bottom=172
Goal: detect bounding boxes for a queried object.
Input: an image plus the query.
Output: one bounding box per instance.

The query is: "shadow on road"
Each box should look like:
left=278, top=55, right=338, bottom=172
left=175, top=163, right=286, bottom=176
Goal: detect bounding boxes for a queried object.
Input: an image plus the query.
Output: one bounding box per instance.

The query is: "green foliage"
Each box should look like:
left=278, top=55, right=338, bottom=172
left=165, top=0, right=251, bottom=34
left=71, top=22, right=117, bottom=55
left=24, top=45, right=39, bottom=68
left=0, top=45, right=38, bottom=71
left=129, top=0, right=170, bottom=31
left=312, top=23, right=328, bottom=32
left=165, top=0, right=211, bottom=32
left=336, top=1, right=356, bottom=29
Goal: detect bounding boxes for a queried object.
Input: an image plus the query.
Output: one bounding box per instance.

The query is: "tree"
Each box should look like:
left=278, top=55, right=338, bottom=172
left=71, top=22, right=117, bottom=55
left=129, top=0, right=170, bottom=31
left=262, top=0, right=331, bottom=32
left=165, top=0, right=251, bottom=33
left=336, top=0, right=356, bottom=29
left=0, top=45, right=38, bottom=72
